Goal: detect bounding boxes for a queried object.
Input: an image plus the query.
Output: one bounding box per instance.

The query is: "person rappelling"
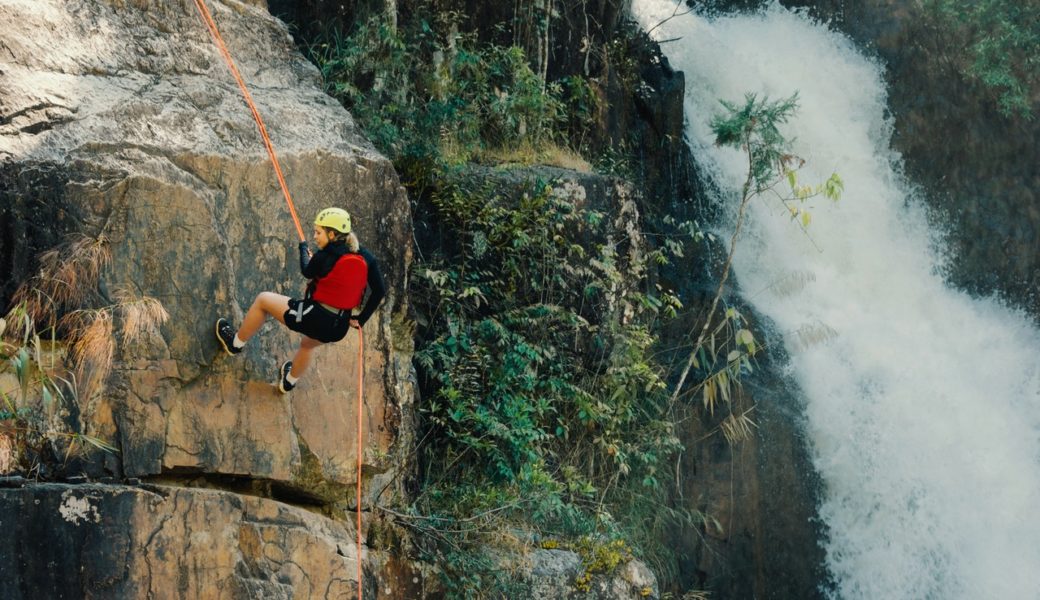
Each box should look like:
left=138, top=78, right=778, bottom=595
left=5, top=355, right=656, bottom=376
left=215, top=207, right=386, bottom=393
left=188, top=2, right=374, bottom=591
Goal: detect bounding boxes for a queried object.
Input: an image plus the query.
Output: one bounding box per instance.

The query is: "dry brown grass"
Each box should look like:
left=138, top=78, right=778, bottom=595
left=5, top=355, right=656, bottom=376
left=56, top=290, right=169, bottom=402
left=60, top=308, right=114, bottom=399
left=0, top=234, right=150, bottom=468
left=114, top=287, right=170, bottom=346
left=7, top=233, right=111, bottom=332
left=5, top=233, right=168, bottom=397
left=720, top=409, right=757, bottom=446
left=793, top=321, right=838, bottom=352
left=9, top=282, right=57, bottom=330
left=0, top=432, right=15, bottom=475
left=4, top=234, right=171, bottom=402
left=475, top=143, right=593, bottom=172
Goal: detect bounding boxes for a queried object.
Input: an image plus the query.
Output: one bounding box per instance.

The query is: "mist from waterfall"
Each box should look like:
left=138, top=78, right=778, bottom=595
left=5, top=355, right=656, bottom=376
left=633, top=2, right=1040, bottom=598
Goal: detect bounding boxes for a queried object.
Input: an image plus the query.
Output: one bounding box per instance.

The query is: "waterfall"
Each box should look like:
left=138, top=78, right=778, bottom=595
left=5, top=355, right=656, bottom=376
left=633, top=2, right=1040, bottom=598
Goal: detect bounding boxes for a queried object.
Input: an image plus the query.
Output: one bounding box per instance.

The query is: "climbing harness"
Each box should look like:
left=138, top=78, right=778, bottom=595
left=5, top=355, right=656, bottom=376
left=287, top=302, right=313, bottom=323
left=189, top=2, right=367, bottom=597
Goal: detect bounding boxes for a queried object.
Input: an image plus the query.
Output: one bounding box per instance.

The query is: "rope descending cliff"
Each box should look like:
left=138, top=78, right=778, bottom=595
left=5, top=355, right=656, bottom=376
left=190, top=1, right=366, bottom=597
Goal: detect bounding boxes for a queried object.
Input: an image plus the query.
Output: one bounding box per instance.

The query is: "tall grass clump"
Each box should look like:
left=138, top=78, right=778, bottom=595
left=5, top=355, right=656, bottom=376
left=1, top=233, right=168, bottom=477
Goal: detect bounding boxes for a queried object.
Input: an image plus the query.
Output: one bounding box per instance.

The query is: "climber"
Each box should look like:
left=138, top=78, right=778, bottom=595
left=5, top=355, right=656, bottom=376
left=215, top=207, right=386, bottom=393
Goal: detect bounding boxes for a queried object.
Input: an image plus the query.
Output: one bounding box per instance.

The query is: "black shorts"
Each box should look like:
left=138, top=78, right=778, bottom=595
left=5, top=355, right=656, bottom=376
left=283, top=298, right=351, bottom=343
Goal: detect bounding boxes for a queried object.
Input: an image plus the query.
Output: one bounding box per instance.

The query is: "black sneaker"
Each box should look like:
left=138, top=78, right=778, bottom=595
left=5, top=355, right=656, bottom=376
left=278, top=361, right=295, bottom=393
left=215, top=318, right=242, bottom=355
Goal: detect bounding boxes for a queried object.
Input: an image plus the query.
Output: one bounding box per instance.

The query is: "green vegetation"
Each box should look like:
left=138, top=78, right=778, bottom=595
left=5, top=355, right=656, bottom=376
left=405, top=166, right=689, bottom=595
left=925, top=0, right=1040, bottom=117
left=305, top=6, right=839, bottom=596
left=571, top=538, right=635, bottom=592
left=670, top=93, right=841, bottom=410
left=307, top=13, right=597, bottom=168
left=306, top=12, right=692, bottom=594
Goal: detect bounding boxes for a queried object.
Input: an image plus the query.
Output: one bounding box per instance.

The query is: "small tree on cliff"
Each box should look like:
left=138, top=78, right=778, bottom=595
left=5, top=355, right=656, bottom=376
left=669, top=93, right=843, bottom=416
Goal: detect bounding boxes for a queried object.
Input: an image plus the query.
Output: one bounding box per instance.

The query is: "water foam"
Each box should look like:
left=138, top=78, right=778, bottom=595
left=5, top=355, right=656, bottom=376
left=633, top=2, right=1040, bottom=598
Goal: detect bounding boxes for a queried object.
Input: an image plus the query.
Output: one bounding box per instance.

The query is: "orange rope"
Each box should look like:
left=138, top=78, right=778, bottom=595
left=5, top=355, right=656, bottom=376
left=190, top=0, right=306, bottom=242
left=356, top=327, right=364, bottom=598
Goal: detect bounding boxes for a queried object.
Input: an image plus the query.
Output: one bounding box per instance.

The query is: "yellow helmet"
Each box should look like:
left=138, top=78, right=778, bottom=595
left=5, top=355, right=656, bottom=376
left=314, top=207, right=351, bottom=234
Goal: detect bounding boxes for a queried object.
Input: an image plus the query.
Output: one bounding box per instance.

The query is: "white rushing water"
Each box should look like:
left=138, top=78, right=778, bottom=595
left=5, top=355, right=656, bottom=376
left=633, top=2, right=1040, bottom=598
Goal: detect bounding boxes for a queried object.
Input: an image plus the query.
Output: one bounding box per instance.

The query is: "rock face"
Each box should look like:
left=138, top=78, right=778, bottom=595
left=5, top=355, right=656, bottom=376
left=521, top=549, right=659, bottom=599
left=0, top=481, right=659, bottom=599
left=0, top=0, right=413, bottom=500
left=0, top=482, right=431, bottom=599
left=673, top=349, right=829, bottom=599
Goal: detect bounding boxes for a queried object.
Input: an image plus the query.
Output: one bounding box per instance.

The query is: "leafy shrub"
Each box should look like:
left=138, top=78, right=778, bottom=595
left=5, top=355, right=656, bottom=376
left=404, top=164, right=689, bottom=594
left=308, top=14, right=576, bottom=165
left=925, top=0, right=1040, bottom=117
left=414, top=172, right=679, bottom=488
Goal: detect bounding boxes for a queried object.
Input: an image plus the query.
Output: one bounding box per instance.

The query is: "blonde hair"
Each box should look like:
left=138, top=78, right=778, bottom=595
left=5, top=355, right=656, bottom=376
left=324, top=227, right=360, bottom=252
